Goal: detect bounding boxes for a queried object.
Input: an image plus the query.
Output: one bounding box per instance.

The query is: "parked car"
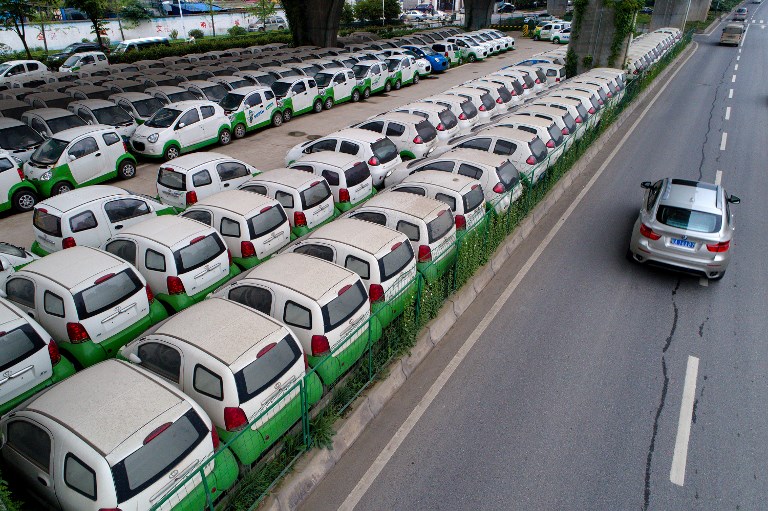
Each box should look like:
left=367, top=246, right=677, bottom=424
left=0, top=60, right=50, bottom=87
left=0, top=150, right=38, bottom=212
left=67, top=99, right=138, bottom=140
left=46, top=42, right=104, bottom=68
left=431, top=41, right=463, bottom=66
left=314, top=67, right=370, bottom=109
left=385, top=55, right=420, bottom=88
left=21, top=108, right=88, bottom=139
left=402, top=45, right=450, bottom=72
left=219, top=85, right=284, bottom=137
left=443, top=86, right=497, bottom=119
left=353, top=112, right=439, bottom=160
left=288, top=152, right=375, bottom=211
left=109, top=92, right=165, bottom=124
left=551, top=27, right=571, bottom=44
left=351, top=60, right=394, bottom=95
left=30, top=185, right=175, bottom=256
left=248, top=15, right=288, bottom=31
left=270, top=76, right=323, bottom=121
left=734, top=7, right=748, bottom=20
left=59, top=51, right=109, bottom=74
left=0, top=117, right=44, bottom=163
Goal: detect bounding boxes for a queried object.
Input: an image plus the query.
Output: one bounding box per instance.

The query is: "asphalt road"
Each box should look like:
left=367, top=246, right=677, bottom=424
left=297, top=11, right=768, bottom=511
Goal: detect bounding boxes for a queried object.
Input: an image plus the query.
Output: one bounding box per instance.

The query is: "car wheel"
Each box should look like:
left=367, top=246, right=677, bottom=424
left=468, top=54, right=476, bottom=63
left=363, top=87, right=371, bottom=99
left=164, top=144, right=180, bottom=161
left=413, top=73, right=420, bottom=84
left=11, top=189, right=36, bottom=212
left=351, top=89, right=361, bottom=102
left=234, top=123, right=247, bottom=139
left=219, top=128, right=232, bottom=145
left=313, top=99, right=323, bottom=113
left=282, top=109, right=292, bottom=122
left=394, top=79, right=402, bottom=90
left=117, top=159, right=136, bottom=179
left=51, top=182, right=73, bottom=196
left=384, top=80, right=392, bottom=93
left=258, top=27, right=265, bottom=32
left=625, top=249, right=636, bottom=263
left=272, top=111, right=284, bottom=126
left=553, top=38, right=560, bottom=44
left=323, top=97, right=334, bottom=110
left=533, top=34, right=540, bottom=41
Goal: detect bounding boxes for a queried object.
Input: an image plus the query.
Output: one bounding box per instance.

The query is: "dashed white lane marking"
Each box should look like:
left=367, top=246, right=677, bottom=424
left=761, top=19, right=764, bottom=23
left=729, top=88, right=734, bottom=98
left=734, top=64, right=739, bottom=71
left=732, top=74, right=737, bottom=82
left=725, top=106, right=731, bottom=120
left=670, top=356, right=701, bottom=485
left=715, top=170, right=722, bottom=185
left=699, top=277, right=709, bottom=287
left=720, top=132, right=728, bottom=150
left=736, top=55, right=740, bottom=61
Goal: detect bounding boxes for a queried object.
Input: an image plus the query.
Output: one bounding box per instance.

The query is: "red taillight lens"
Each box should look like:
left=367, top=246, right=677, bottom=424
left=522, top=84, right=528, bottom=89
left=436, top=123, right=445, bottom=131
left=123, top=141, right=129, bottom=152
left=417, top=244, right=432, bottom=262
left=241, top=241, right=256, bottom=258
left=639, top=223, right=661, bottom=240
left=493, top=183, right=505, bottom=194
left=546, top=140, right=555, bottom=149
left=227, top=249, right=232, bottom=266
left=224, top=407, right=248, bottom=431
left=339, top=188, right=350, bottom=202
left=66, top=323, right=90, bottom=343
left=16, top=168, right=24, bottom=180
left=167, top=276, right=185, bottom=295
left=185, top=191, right=198, bottom=206
left=562, top=127, right=569, bottom=135
left=510, top=90, right=517, bottom=96
left=535, top=78, right=541, bottom=84
left=479, top=105, right=486, bottom=111
left=633, top=70, right=639, bottom=75
left=145, top=285, right=154, bottom=304
left=496, top=97, right=503, bottom=104
left=48, top=340, right=61, bottom=366
left=607, top=91, right=613, bottom=97
left=526, top=155, right=536, bottom=165
left=413, top=135, right=424, bottom=144
left=303, top=352, right=309, bottom=370
left=369, top=283, right=385, bottom=303
left=444, top=52, right=449, bottom=57
left=556, top=77, right=560, bottom=82
left=588, top=107, right=596, bottom=114
left=455, top=214, right=466, bottom=231
left=62, top=237, right=76, bottom=249
left=575, top=116, right=583, bottom=123
left=311, top=335, right=330, bottom=356
left=211, top=424, right=220, bottom=450
left=144, top=422, right=172, bottom=444
left=458, top=112, right=467, bottom=120
left=597, top=99, right=604, bottom=105
left=294, top=211, right=307, bottom=226
left=706, top=241, right=730, bottom=252
left=368, top=156, right=379, bottom=166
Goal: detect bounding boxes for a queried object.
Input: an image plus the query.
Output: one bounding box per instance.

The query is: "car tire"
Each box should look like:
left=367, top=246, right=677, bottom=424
left=313, top=99, right=323, bottom=113
left=219, top=128, right=232, bottom=146
left=51, top=182, right=73, bottom=196
left=258, top=27, right=265, bottom=32
left=533, top=34, right=540, bottom=41
left=363, top=87, right=371, bottom=99
left=351, top=89, right=361, bottom=102
left=273, top=111, right=284, bottom=126
left=553, top=38, right=560, bottom=44
left=11, top=189, right=36, bottom=212
left=468, top=54, right=476, bottom=63
left=117, top=159, right=136, bottom=180
left=282, top=109, right=292, bottom=123
left=234, top=123, right=247, bottom=139
left=323, top=97, right=334, bottom=110
left=394, top=79, right=402, bottom=90
left=384, top=80, right=392, bottom=93
left=413, top=73, right=420, bottom=84
left=163, top=144, right=180, bottom=161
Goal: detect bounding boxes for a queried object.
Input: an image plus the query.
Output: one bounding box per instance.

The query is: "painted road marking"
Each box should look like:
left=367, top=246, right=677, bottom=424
left=732, top=74, right=737, bottom=83
left=699, top=277, right=709, bottom=287
left=734, top=64, right=738, bottom=71
left=720, top=132, right=728, bottom=151
left=725, top=107, right=731, bottom=120
left=715, top=170, right=722, bottom=185
left=729, top=88, right=734, bottom=99
left=736, top=55, right=740, bottom=61
left=670, top=356, right=700, bottom=486
left=336, top=42, right=700, bottom=511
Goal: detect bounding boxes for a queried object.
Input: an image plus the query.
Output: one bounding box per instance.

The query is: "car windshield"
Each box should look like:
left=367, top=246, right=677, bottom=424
left=145, top=108, right=181, bottom=128
left=313, top=72, right=334, bottom=87
left=386, top=59, right=400, bottom=72
left=248, top=204, right=287, bottom=238
left=93, top=105, right=134, bottom=125
left=372, top=138, right=398, bottom=164
left=300, top=180, right=332, bottom=209
left=174, top=234, right=226, bottom=273
left=271, top=81, right=291, bottom=98
left=62, top=55, right=80, bottom=67
left=74, top=269, right=144, bottom=319
left=352, top=64, right=371, bottom=79
left=220, top=92, right=245, bottom=111
left=46, top=114, right=87, bottom=134
left=0, top=126, right=43, bottom=150
left=45, top=97, right=73, bottom=109
left=168, top=91, right=197, bottom=103
left=235, top=335, right=301, bottom=402
left=379, top=241, right=414, bottom=281
left=321, top=280, right=367, bottom=331
left=724, top=26, right=743, bottom=34
left=132, top=97, right=164, bottom=117
left=111, top=409, right=207, bottom=504
left=157, top=167, right=185, bottom=190
left=0, top=324, right=46, bottom=373
left=427, top=209, right=454, bottom=243
left=30, top=137, right=67, bottom=165
left=416, top=120, right=437, bottom=142
left=463, top=185, right=485, bottom=212
left=421, top=47, right=438, bottom=56
left=201, top=84, right=228, bottom=102
left=656, top=206, right=722, bottom=233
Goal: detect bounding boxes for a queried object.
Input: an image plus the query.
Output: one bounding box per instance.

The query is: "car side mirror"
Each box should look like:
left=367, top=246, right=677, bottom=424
left=727, top=194, right=741, bottom=204
left=177, top=122, right=186, bottom=129
left=68, top=154, right=76, bottom=161
left=126, top=352, right=142, bottom=364
left=640, top=181, right=652, bottom=189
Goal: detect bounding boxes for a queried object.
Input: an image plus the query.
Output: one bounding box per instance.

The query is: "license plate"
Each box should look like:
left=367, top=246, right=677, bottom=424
left=671, top=238, right=695, bottom=249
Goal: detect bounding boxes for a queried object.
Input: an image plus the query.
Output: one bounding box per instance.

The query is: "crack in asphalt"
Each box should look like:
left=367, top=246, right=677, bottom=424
left=695, top=57, right=734, bottom=179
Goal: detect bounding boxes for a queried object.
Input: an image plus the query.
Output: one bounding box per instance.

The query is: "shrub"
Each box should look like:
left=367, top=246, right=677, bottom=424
left=228, top=25, right=248, bottom=37
left=170, top=29, right=179, bottom=40
left=188, top=28, right=204, bottom=39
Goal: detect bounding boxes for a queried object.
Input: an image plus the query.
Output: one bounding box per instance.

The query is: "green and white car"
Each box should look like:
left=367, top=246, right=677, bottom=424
left=129, top=100, right=232, bottom=161
left=22, top=125, right=138, bottom=198
left=270, top=76, right=323, bottom=122
left=314, top=67, right=371, bottom=109
left=0, top=151, right=38, bottom=213
left=352, top=60, right=393, bottom=95
left=220, top=85, right=284, bottom=137
left=385, top=55, right=420, bottom=89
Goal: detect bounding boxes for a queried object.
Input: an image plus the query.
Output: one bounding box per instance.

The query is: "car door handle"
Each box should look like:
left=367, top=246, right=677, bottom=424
left=95, top=152, right=101, bottom=157
left=223, top=183, right=230, bottom=187
left=37, top=476, right=48, bottom=487
left=114, top=224, right=123, bottom=230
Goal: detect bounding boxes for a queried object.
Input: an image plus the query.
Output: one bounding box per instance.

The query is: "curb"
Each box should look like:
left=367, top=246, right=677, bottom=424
left=263, top=41, right=698, bottom=511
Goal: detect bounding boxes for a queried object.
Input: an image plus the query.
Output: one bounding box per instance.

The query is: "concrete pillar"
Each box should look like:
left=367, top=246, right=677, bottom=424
left=464, top=0, right=495, bottom=29
left=688, top=0, right=712, bottom=21
left=569, top=0, right=631, bottom=74
left=651, top=0, right=707, bottom=29
left=547, top=0, right=569, bottom=17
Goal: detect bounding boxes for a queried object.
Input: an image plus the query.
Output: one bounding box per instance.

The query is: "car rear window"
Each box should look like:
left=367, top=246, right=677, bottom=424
left=415, top=120, right=437, bottom=142
left=47, top=115, right=87, bottom=134
left=438, top=109, right=458, bottom=130
left=322, top=280, right=367, bottom=331
left=656, top=206, right=722, bottom=233
left=575, top=103, right=588, bottom=119
left=345, top=161, right=371, bottom=187
left=235, top=334, right=301, bottom=402
left=510, top=80, right=524, bottom=95
left=463, top=185, right=485, bottom=213
left=560, top=112, right=576, bottom=132
left=459, top=100, right=478, bottom=119
left=371, top=138, right=398, bottom=164
left=547, top=123, right=563, bottom=145
left=496, top=86, right=512, bottom=103
left=480, top=93, right=495, bottom=111
left=529, top=137, right=548, bottom=162
left=0, top=324, right=46, bottom=372
left=522, top=75, right=535, bottom=88
left=427, top=209, right=454, bottom=243
left=378, top=240, right=414, bottom=281
left=157, top=167, right=186, bottom=191
left=300, top=180, right=332, bottom=209
left=33, top=209, right=62, bottom=237
left=248, top=204, right=287, bottom=238
left=174, top=234, right=226, bottom=273
left=111, top=409, right=207, bottom=504
left=497, top=160, right=519, bottom=190
left=73, top=269, right=143, bottom=319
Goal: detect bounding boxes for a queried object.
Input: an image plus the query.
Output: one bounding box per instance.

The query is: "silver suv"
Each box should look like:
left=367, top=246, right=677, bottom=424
left=628, top=178, right=740, bottom=281
left=248, top=16, right=288, bottom=32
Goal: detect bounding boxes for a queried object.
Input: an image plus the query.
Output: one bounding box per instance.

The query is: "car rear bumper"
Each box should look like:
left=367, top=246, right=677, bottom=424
left=629, top=237, right=730, bottom=278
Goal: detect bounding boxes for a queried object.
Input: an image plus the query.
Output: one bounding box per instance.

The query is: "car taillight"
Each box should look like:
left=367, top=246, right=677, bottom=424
left=369, top=283, right=385, bottom=303
left=48, top=339, right=61, bottom=366
left=224, top=407, right=248, bottom=431
left=436, top=123, right=445, bottom=131
left=62, top=237, right=76, bottom=249
left=303, top=352, right=309, bottom=370
left=588, top=107, right=596, bottom=114
left=633, top=69, right=638, bottom=75
left=607, top=91, right=613, bottom=97
left=227, top=249, right=232, bottom=266
left=241, top=241, right=256, bottom=258
left=66, top=323, right=90, bottom=343
left=496, top=97, right=503, bottom=104
left=493, top=183, right=505, bottom=194
left=16, top=168, right=23, bottom=180
left=167, top=276, right=185, bottom=295
left=186, top=190, right=197, bottom=206
left=211, top=423, right=220, bottom=450
left=522, top=83, right=528, bottom=89
left=339, top=188, right=350, bottom=202
left=479, top=105, right=486, bottom=111
left=458, top=112, right=467, bottom=120
left=144, top=422, right=172, bottom=444
left=556, top=77, right=560, bottom=82
left=706, top=241, right=730, bottom=252
left=417, top=244, right=432, bottom=262
left=575, top=116, right=583, bottom=123
left=444, top=52, right=449, bottom=57
left=535, top=78, right=541, bottom=84
left=546, top=140, right=555, bottom=149
left=311, top=335, right=330, bottom=356
left=639, top=223, right=661, bottom=240
left=526, top=155, right=536, bottom=165
left=145, top=285, right=155, bottom=304
left=368, top=156, right=379, bottom=166
left=562, top=127, right=569, bottom=135
left=455, top=214, right=466, bottom=231
left=597, top=99, right=604, bottom=105
left=413, top=135, right=424, bottom=144
left=294, top=211, right=307, bottom=226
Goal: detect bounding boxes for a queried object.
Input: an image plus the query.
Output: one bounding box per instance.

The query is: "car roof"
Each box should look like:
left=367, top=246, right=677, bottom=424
left=194, top=189, right=276, bottom=215
left=362, top=190, right=447, bottom=217
left=330, top=127, right=383, bottom=143
left=520, top=104, right=567, bottom=117
left=38, top=185, right=129, bottom=212
left=25, top=92, right=69, bottom=101
left=0, top=299, right=24, bottom=327
left=51, top=124, right=115, bottom=141
left=501, top=114, right=553, bottom=128
left=402, top=170, right=478, bottom=192
left=252, top=167, right=324, bottom=188
left=661, top=179, right=721, bottom=212
left=475, top=126, right=537, bottom=142
left=68, top=99, right=115, bottom=109
left=21, top=246, right=129, bottom=289
left=69, top=85, right=109, bottom=93
left=163, top=151, right=232, bottom=170
left=25, top=360, right=186, bottom=456
left=245, top=252, right=355, bottom=300
left=305, top=217, right=403, bottom=253
left=110, top=92, right=153, bottom=101
left=119, top=215, right=211, bottom=247
left=0, top=117, right=24, bottom=127
left=165, top=100, right=215, bottom=109
left=24, top=108, right=74, bottom=119
left=442, top=148, right=509, bottom=167
left=369, top=112, right=425, bottom=125
left=295, top=152, right=361, bottom=168
left=156, top=297, right=284, bottom=366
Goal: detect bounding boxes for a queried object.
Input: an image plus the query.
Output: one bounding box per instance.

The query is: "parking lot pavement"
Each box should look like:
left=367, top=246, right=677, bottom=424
left=0, top=38, right=554, bottom=249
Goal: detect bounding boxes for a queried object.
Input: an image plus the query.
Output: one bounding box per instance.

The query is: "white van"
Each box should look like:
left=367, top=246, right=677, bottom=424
left=59, top=51, right=109, bottom=74
left=288, top=152, right=375, bottom=212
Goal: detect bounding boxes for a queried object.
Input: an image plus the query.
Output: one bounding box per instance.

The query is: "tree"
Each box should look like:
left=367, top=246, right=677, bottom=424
left=247, top=0, right=277, bottom=30
left=340, top=1, right=355, bottom=24
left=353, top=0, right=400, bottom=23
left=281, top=0, right=344, bottom=46
left=67, top=0, right=109, bottom=49
left=206, top=0, right=216, bottom=36
left=109, top=0, right=151, bottom=40
left=0, top=0, right=37, bottom=58
left=29, top=0, right=62, bottom=54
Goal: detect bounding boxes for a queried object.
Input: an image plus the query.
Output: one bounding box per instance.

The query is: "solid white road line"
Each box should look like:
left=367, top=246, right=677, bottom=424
left=670, top=356, right=700, bottom=486
left=725, top=106, right=731, bottom=120
left=336, top=42, right=699, bottom=511
left=732, top=74, right=737, bottom=83
left=729, top=88, right=734, bottom=99
left=741, top=23, right=750, bottom=45
left=720, top=132, right=728, bottom=150
left=715, top=170, right=722, bottom=185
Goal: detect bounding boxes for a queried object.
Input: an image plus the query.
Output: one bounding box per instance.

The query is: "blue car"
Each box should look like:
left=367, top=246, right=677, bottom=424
left=402, top=45, right=450, bottom=72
